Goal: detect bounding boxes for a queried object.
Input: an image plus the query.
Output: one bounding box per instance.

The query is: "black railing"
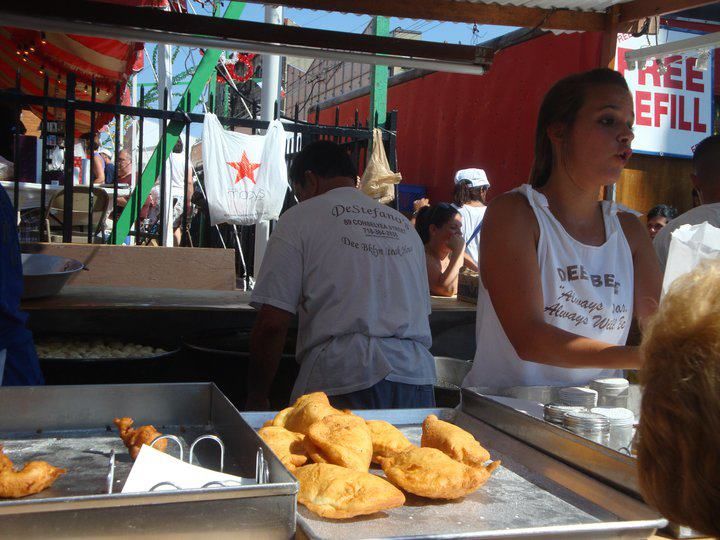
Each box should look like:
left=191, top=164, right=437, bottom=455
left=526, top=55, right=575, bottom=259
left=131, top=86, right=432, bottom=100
left=1, top=69, right=398, bottom=279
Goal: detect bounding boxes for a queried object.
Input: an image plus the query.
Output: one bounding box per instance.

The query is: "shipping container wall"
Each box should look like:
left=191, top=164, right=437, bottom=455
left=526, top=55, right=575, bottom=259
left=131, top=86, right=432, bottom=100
left=313, top=31, right=603, bottom=204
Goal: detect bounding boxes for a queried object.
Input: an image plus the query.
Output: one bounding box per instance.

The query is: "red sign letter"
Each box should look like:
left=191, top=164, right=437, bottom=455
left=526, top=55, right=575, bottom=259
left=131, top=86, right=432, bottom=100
left=663, top=55, right=683, bottom=89
left=686, top=57, right=704, bottom=92
left=654, top=93, right=669, bottom=127
left=636, top=91, right=652, bottom=126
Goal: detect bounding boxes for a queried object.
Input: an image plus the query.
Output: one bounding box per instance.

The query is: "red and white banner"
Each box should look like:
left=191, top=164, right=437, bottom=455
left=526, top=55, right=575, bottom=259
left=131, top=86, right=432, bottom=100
left=616, top=29, right=713, bottom=158
left=202, top=113, right=288, bottom=226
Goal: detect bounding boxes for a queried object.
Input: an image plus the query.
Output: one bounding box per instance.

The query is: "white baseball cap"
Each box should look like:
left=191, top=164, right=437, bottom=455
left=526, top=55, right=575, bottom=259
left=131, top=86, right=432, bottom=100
left=98, top=148, right=113, bottom=160
left=454, top=168, right=490, bottom=188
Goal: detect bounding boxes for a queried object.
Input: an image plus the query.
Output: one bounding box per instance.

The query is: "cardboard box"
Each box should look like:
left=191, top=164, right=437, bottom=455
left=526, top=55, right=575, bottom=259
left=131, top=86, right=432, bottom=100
left=457, top=270, right=479, bottom=304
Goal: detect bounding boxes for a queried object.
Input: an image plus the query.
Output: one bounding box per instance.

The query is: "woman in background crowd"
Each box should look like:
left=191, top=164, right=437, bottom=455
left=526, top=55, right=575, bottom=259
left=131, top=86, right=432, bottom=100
left=638, top=262, right=720, bottom=537
left=452, top=168, right=490, bottom=272
left=646, top=204, right=677, bottom=240
left=415, top=203, right=464, bottom=297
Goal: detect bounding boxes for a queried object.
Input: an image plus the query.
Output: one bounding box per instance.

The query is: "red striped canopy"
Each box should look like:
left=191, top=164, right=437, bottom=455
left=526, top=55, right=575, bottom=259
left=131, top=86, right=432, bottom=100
left=0, top=0, right=168, bottom=136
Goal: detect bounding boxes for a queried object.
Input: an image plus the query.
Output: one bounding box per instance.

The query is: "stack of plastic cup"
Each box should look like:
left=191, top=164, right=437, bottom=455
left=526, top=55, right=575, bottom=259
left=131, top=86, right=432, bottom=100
left=590, top=378, right=630, bottom=408
left=559, top=386, right=598, bottom=409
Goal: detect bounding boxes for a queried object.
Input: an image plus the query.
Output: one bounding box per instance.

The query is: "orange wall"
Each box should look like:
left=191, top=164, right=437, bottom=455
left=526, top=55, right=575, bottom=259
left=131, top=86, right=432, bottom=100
left=314, top=31, right=603, bottom=203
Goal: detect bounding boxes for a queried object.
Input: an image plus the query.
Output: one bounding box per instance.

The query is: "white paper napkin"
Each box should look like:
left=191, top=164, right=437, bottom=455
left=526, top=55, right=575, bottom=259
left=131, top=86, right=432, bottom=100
left=121, top=444, right=251, bottom=493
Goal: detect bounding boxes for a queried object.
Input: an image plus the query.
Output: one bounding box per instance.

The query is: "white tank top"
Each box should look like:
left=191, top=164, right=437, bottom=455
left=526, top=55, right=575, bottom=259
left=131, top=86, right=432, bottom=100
left=463, top=184, right=634, bottom=389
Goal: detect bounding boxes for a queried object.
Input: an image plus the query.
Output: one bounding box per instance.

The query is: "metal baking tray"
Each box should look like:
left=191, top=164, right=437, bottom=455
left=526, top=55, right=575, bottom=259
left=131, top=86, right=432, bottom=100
left=461, top=388, right=640, bottom=497
left=0, top=383, right=297, bottom=539
left=242, top=407, right=666, bottom=539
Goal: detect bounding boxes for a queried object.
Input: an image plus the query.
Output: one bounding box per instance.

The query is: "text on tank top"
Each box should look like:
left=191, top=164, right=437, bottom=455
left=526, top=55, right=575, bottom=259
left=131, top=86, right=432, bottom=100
left=464, top=184, right=634, bottom=388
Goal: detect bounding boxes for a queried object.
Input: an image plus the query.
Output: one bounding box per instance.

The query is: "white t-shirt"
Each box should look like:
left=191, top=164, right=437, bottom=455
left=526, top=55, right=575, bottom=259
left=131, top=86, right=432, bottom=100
left=463, top=185, right=631, bottom=389
left=653, top=203, right=720, bottom=271
left=453, top=204, right=487, bottom=266
left=251, top=187, right=436, bottom=401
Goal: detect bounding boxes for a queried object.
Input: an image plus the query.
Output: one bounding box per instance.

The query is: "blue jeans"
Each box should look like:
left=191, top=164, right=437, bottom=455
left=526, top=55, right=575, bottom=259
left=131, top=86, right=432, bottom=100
left=330, top=379, right=435, bottom=410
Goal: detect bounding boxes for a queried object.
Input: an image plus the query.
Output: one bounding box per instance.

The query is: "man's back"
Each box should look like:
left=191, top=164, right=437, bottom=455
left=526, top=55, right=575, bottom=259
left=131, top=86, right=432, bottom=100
left=251, top=187, right=435, bottom=400
left=654, top=203, right=720, bottom=270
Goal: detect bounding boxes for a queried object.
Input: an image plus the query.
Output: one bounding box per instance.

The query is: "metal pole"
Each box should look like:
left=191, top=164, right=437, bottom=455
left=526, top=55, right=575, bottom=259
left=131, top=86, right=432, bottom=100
left=62, top=73, right=76, bottom=243
left=158, top=38, right=174, bottom=247
left=254, top=4, right=283, bottom=275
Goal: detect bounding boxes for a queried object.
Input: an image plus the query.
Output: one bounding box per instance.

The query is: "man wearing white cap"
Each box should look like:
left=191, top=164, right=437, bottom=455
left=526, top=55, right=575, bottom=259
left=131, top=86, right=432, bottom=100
left=452, top=168, right=490, bottom=271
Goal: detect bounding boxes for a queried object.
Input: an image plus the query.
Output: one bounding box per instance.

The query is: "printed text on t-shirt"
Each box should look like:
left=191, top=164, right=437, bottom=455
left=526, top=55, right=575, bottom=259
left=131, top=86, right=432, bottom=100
left=556, top=265, right=621, bottom=295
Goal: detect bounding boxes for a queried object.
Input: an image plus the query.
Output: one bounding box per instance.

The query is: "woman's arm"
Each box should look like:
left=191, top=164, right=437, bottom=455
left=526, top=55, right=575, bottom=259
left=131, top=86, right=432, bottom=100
left=462, top=252, right=479, bottom=272
left=427, top=235, right=465, bottom=297
left=481, top=193, right=642, bottom=369
left=618, top=212, right=662, bottom=331
left=92, top=155, right=105, bottom=185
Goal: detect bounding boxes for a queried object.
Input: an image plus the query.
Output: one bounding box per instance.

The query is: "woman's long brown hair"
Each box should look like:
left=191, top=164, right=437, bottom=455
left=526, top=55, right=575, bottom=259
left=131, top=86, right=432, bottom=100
left=529, top=68, right=630, bottom=189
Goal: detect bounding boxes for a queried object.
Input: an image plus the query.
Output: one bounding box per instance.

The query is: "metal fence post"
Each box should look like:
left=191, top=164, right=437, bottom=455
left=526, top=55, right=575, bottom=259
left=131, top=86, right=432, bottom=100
left=62, top=73, right=76, bottom=243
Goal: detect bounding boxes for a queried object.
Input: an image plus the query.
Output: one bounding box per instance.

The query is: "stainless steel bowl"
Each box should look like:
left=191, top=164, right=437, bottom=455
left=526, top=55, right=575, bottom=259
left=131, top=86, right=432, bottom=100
left=21, top=253, right=84, bottom=299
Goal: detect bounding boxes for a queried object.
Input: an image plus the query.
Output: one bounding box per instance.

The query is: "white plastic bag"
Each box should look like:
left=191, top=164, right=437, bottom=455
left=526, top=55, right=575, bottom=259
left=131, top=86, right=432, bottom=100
left=662, top=222, right=720, bottom=295
left=202, top=113, right=288, bottom=226
left=359, top=128, right=401, bottom=205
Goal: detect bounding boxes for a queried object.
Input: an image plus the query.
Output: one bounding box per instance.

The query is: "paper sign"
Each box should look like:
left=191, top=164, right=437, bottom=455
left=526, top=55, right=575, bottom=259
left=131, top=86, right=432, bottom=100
left=616, top=28, right=713, bottom=158
left=121, top=444, right=252, bottom=493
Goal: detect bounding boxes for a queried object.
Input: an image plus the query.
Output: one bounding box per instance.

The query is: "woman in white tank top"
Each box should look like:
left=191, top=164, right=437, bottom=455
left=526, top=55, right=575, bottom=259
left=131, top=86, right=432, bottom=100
left=463, top=69, right=662, bottom=389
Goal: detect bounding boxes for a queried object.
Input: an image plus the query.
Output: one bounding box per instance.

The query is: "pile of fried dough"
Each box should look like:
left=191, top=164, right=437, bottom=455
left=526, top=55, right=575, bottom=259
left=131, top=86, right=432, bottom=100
left=258, top=392, right=500, bottom=519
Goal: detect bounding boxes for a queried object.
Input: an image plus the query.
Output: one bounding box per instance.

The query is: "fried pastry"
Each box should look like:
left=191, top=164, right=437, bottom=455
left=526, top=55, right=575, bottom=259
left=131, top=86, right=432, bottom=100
left=258, top=426, right=308, bottom=471
left=295, top=463, right=405, bottom=519
left=0, top=446, right=66, bottom=499
left=421, top=414, right=491, bottom=467
left=292, top=392, right=331, bottom=408
left=378, top=446, right=500, bottom=500
left=269, top=407, right=295, bottom=428
left=114, top=417, right=167, bottom=460
left=306, top=414, right=373, bottom=472
left=284, top=398, right=343, bottom=435
left=366, top=420, right=413, bottom=463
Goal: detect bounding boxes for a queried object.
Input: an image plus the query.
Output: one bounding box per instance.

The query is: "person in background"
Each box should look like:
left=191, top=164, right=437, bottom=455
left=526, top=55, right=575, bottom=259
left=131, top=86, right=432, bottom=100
left=112, top=149, right=133, bottom=218
left=463, top=68, right=661, bottom=390
left=116, top=149, right=133, bottom=185
left=98, top=148, right=115, bottom=185
left=654, top=135, right=720, bottom=272
left=415, top=203, right=465, bottom=297
left=452, top=168, right=490, bottom=272
left=147, top=139, right=195, bottom=246
left=410, top=196, right=429, bottom=226
left=637, top=262, right=720, bottom=537
left=81, top=132, right=106, bottom=185
left=646, top=204, right=677, bottom=240
left=247, top=140, right=435, bottom=410
left=0, top=184, right=44, bottom=386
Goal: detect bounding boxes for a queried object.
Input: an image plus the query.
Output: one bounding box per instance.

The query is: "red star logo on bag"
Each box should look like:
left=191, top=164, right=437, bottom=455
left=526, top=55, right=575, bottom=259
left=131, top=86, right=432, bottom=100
left=228, top=151, right=261, bottom=184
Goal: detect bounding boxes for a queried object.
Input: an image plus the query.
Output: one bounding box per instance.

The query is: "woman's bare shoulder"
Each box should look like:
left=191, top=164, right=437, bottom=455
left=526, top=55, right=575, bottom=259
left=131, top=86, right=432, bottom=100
left=485, top=190, right=536, bottom=229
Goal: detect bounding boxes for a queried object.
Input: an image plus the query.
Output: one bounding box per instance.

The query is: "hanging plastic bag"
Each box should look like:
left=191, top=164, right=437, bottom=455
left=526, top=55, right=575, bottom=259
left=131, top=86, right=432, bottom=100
left=359, top=128, right=401, bottom=205
left=662, top=222, right=720, bottom=295
left=202, top=113, right=288, bottom=226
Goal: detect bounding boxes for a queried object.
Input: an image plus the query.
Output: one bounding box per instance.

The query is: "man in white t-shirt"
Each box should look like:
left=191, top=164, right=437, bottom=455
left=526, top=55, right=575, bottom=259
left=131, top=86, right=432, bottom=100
left=451, top=168, right=490, bottom=271
left=248, top=141, right=436, bottom=410
left=654, top=135, right=720, bottom=271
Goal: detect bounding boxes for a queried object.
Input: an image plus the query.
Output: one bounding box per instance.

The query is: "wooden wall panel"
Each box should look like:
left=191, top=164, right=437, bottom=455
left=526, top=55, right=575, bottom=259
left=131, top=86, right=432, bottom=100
left=22, top=244, right=237, bottom=291
left=615, top=153, right=694, bottom=221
